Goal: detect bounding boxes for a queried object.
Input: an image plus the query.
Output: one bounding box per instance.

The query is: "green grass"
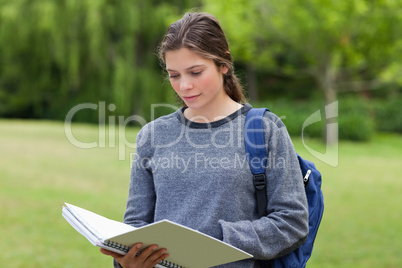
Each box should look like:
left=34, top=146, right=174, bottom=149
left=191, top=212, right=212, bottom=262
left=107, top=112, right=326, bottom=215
left=294, top=136, right=402, bottom=268
left=1, top=119, right=401, bottom=267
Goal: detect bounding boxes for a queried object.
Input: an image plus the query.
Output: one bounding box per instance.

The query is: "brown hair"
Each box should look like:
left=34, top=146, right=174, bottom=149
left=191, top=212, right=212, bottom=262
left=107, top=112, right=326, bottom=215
left=158, top=12, right=247, bottom=104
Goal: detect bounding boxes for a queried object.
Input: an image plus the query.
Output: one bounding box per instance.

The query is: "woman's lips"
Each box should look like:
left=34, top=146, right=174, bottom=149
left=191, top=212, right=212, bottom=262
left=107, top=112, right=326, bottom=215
left=183, top=94, right=201, bottom=102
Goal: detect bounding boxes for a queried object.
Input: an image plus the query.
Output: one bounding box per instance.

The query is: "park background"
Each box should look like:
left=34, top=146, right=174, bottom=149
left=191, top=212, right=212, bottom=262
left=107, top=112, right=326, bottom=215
left=0, top=0, right=401, bottom=267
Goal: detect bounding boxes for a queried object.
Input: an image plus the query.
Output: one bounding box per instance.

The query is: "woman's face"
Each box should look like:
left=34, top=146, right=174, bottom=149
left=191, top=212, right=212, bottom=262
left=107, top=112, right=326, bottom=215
left=165, top=48, right=228, bottom=113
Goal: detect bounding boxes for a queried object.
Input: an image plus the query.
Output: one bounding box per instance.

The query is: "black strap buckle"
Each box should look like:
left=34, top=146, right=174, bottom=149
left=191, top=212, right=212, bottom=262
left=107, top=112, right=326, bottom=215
left=253, top=174, right=267, bottom=190
left=253, top=173, right=267, bottom=217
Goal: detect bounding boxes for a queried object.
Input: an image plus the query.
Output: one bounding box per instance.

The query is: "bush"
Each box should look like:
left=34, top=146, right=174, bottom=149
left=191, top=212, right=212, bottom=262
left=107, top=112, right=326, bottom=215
left=372, top=98, right=402, bottom=133
left=253, top=97, right=375, bottom=142
left=337, top=98, right=375, bottom=141
left=338, top=112, right=374, bottom=141
left=253, top=99, right=325, bottom=139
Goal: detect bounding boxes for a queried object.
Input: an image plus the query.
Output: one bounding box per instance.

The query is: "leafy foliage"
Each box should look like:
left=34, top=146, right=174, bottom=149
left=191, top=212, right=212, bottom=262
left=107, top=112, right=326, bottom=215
left=204, top=0, right=402, bottom=141
left=0, top=0, right=401, bottom=139
left=372, top=97, right=402, bottom=133
left=254, top=96, right=376, bottom=142
left=0, top=0, right=192, bottom=122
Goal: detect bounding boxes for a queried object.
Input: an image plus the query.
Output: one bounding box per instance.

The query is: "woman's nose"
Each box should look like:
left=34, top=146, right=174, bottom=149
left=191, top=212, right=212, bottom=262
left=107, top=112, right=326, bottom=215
left=180, top=77, right=193, bottom=91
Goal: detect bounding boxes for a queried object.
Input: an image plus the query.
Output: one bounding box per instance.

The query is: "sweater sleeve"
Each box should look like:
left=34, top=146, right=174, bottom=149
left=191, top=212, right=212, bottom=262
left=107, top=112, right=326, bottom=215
left=123, top=123, right=156, bottom=227
left=219, top=114, right=309, bottom=260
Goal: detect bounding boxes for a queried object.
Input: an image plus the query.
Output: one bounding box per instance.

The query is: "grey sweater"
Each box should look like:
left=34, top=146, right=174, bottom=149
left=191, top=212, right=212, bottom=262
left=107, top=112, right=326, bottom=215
left=121, top=103, right=308, bottom=267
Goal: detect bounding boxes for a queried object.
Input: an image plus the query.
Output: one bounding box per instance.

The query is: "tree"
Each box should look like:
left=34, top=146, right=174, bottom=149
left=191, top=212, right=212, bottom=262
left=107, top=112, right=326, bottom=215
left=203, top=0, right=402, bottom=145
left=0, top=0, right=199, bottom=122
left=202, top=0, right=261, bottom=101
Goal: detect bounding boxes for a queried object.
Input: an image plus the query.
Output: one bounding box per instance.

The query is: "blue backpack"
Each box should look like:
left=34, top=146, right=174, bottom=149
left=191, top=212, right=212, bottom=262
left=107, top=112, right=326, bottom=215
left=245, top=108, right=324, bottom=268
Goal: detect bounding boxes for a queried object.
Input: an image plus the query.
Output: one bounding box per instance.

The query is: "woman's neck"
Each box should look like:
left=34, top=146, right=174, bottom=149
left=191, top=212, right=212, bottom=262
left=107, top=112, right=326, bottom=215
left=183, top=97, right=243, bottom=123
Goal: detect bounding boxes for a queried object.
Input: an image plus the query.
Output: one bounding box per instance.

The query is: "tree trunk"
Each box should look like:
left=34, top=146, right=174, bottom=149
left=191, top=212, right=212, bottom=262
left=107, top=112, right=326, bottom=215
left=315, top=54, right=340, bottom=146
left=323, top=84, right=338, bottom=146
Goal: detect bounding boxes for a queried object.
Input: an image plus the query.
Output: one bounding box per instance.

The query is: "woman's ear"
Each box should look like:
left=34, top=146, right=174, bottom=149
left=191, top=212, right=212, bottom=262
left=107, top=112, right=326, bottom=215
left=221, top=64, right=229, bottom=75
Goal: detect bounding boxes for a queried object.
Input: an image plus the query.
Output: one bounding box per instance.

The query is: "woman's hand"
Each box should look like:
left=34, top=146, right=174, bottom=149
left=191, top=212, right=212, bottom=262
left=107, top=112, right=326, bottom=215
left=100, top=243, right=169, bottom=268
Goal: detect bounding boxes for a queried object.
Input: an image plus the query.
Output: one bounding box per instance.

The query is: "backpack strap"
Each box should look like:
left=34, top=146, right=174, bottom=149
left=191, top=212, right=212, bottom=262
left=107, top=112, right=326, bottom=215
left=245, top=108, right=270, bottom=218
left=246, top=108, right=324, bottom=267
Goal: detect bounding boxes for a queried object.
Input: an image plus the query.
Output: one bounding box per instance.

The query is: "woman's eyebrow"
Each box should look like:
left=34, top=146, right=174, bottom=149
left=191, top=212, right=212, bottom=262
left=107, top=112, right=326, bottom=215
left=166, top=64, right=205, bottom=72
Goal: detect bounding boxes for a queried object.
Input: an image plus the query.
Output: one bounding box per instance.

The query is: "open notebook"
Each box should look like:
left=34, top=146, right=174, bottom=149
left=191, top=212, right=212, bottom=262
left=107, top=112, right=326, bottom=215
left=62, top=203, right=253, bottom=268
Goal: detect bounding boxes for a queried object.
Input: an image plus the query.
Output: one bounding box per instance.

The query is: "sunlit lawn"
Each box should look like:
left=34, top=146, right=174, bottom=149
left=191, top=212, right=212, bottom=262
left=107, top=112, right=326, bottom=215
left=0, top=119, right=401, bottom=267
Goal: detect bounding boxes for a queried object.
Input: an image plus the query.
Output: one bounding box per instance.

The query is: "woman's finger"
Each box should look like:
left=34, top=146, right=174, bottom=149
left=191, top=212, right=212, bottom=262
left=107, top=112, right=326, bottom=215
left=125, top=243, right=143, bottom=259
left=99, top=248, right=124, bottom=259
left=135, top=244, right=158, bottom=262
left=148, top=248, right=169, bottom=267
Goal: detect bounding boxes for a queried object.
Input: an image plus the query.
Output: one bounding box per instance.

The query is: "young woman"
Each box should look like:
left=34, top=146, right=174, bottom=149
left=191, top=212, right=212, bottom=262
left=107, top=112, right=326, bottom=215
left=101, top=12, right=308, bottom=268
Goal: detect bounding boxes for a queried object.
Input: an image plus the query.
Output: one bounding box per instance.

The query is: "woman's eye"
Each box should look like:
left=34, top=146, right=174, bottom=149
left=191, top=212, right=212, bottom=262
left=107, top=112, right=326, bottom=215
left=169, top=74, right=179, bottom=79
left=192, top=71, right=202, bottom=76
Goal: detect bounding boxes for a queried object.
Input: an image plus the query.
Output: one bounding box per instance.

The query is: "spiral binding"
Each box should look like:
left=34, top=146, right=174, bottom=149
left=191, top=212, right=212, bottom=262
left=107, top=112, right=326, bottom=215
left=104, top=241, right=184, bottom=268
left=104, top=240, right=130, bottom=253
left=159, top=259, right=184, bottom=268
